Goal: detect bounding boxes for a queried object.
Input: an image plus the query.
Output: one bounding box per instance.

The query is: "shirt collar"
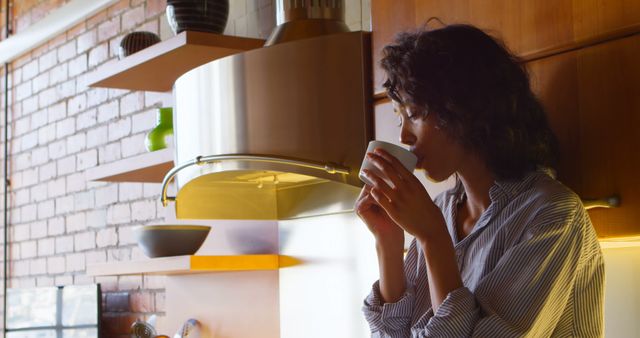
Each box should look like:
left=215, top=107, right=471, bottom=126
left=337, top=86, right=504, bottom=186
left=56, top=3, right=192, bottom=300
left=490, top=169, right=552, bottom=202
left=453, top=169, right=552, bottom=205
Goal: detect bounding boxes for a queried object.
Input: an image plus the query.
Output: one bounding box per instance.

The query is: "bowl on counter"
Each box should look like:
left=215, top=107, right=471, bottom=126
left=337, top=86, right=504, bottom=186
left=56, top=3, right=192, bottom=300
left=134, top=225, right=211, bottom=258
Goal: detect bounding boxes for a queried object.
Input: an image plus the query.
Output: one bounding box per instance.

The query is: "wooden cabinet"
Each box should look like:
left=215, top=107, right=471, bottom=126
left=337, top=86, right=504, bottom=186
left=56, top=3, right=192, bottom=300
left=371, top=0, right=640, bottom=92
left=576, top=35, right=640, bottom=238
left=527, top=53, right=582, bottom=193
left=370, top=1, right=416, bottom=91
left=371, top=0, right=640, bottom=238
left=529, top=34, right=640, bottom=238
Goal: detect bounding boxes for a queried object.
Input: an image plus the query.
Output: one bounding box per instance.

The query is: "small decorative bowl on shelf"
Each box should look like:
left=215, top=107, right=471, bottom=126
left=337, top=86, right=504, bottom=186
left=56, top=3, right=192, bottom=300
left=118, top=31, right=161, bottom=59
left=134, top=225, right=211, bottom=258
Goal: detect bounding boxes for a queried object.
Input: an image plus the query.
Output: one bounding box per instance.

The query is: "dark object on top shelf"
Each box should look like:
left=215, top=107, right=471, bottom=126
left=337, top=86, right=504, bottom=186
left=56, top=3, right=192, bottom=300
left=118, top=31, right=161, bottom=59
left=166, top=0, right=230, bottom=35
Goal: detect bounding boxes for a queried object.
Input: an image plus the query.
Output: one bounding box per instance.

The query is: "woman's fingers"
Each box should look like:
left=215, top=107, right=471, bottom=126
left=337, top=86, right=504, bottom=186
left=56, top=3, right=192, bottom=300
left=369, top=187, right=395, bottom=214
left=361, top=170, right=399, bottom=217
left=366, top=152, right=405, bottom=189
left=356, top=184, right=371, bottom=199
left=361, top=169, right=396, bottom=200
left=372, top=148, right=414, bottom=183
left=356, top=187, right=373, bottom=204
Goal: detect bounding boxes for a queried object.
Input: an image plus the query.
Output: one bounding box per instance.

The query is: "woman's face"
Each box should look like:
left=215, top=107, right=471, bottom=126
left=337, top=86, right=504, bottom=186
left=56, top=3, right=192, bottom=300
left=394, top=101, right=466, bottom=182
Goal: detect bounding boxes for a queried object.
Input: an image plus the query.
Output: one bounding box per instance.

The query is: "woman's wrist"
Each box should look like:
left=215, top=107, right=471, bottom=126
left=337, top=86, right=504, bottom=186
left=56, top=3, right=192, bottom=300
left=414, top=216, right=449, bottom=246
left=416, top=223, right=463, bottom=310
left=418, top=235, right=449, bottom=263
left=375, top=238, right=404, bottom=257
left=376, top=242, right=407, bottom=304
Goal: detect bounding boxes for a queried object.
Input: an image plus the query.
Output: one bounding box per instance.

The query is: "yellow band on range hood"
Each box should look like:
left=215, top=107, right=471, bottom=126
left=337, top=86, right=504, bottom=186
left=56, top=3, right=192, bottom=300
left=161, top=154, right=360, bottom=219
left=166, top=31, right=372, bottom=220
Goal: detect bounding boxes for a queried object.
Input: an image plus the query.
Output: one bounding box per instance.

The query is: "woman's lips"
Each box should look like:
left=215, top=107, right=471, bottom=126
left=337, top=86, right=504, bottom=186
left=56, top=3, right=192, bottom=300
left=412, top=152, right=423, bottom=169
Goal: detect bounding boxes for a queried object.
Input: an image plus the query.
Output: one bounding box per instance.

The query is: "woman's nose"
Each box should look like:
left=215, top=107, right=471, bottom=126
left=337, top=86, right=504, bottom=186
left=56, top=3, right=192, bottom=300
left=399, top=124, right=416, bottom=146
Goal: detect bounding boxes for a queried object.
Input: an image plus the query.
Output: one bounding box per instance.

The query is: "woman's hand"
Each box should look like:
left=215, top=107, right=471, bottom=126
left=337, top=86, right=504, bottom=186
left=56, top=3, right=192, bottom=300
left=355, top=184, right=405, bottom=250
left=356, top=182, right=408, bottom=304
left=360, top=149, right=447, bottom=242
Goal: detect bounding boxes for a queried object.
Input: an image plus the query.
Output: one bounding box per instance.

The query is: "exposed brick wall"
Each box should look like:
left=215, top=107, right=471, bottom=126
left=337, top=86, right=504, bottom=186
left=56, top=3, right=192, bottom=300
left=0, top=0, right=372, bottom=335
left=3, top=0, right=172, bottom=334
left=0, top=1, right=6, bottom=36
left=13, top=0, right=73, bottom=34
left=0, top=0, right=274, bottom=336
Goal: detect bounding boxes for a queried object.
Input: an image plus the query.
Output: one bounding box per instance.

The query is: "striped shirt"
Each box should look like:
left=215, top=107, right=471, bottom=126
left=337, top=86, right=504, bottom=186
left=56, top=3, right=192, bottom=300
left=363, top=170, right=604, bottom=337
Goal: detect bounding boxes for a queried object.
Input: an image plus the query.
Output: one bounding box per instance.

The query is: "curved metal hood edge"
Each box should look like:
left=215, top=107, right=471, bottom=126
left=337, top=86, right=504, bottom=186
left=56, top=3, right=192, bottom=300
left=166, top=31, right=373, bottom=220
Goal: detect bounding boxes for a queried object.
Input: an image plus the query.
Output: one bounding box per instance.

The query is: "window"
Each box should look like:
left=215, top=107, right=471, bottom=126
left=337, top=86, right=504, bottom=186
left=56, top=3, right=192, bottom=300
left=6, top=284, right=101, bottom=338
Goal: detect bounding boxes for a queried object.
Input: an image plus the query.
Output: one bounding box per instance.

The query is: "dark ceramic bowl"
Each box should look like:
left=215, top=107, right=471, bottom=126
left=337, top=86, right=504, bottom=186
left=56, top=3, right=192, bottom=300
left=166, top=0, right=229, bottom=34
left=118, top=31, right=161, bottom=59
left=134, top=225, right=211, bottom=258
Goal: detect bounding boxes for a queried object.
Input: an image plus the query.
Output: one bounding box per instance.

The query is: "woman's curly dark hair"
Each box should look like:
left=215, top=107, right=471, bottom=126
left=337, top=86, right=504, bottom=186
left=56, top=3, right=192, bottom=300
left=381, top=23, right=559, bottom=180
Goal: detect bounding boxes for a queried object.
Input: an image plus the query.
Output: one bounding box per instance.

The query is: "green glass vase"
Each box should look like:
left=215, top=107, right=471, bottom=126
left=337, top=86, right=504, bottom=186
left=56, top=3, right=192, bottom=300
left=145, top=107, right=173, bottom=152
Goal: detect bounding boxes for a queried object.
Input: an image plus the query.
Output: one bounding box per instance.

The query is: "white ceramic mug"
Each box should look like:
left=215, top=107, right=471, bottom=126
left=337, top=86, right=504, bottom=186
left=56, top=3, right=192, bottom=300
left=359, top=140, right=417, bottom=187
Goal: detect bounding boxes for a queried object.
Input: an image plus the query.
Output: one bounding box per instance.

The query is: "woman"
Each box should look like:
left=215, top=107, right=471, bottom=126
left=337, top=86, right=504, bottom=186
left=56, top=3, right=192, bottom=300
left=357, top=24, right=604, bottom=337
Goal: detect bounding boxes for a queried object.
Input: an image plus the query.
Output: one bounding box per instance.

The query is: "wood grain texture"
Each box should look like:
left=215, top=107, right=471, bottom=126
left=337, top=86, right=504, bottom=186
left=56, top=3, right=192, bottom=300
left=412, top=0, right=575, bottom=56
left=371, top=0, right=640, bottom=89
left=574, top=34, right=640, bottom=238
left=528, top=35, right=640, bottom=238
left=572, top=0, right=640, bottom=41
left=527, top=52, right=581, bottom=192
left=521, top=24, right=640, bottom=62
left=84, top=147, right=174, bottom=183
left=370, top=0, right=415, bottom=90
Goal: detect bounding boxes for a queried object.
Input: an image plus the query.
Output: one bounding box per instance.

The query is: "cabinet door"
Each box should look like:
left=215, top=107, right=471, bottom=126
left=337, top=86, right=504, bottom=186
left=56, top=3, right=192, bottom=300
left=371, top=0, right=640, bottom=92
left=527, top=52, right=581, bottom=192
left=371, top=0, right=416, bottom=91
left=529, top=34, right=640, bottom=238
left=575, top=34, right=640, bottom=238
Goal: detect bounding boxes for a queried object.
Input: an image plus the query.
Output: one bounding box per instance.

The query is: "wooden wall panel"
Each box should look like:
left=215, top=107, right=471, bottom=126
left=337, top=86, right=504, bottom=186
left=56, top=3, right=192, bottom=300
left=527, top=35, right=640, bottom=239
left=372, top=0, right=640, bottom=92
left=412, top=0, right=575, bottom=56
left=573, top=0, right=640, bottom=40
left=370, top=0, right=415, bottom=90
left=527, top=53, right=581, bottom=192
left=574, top=34, right=640, bottom=238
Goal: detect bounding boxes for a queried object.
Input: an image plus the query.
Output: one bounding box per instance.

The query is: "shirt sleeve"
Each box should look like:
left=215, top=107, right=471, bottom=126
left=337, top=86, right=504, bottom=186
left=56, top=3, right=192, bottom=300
left=362, top=238, right=420, bottom=337
left=414, top=208, right=601, bottom=337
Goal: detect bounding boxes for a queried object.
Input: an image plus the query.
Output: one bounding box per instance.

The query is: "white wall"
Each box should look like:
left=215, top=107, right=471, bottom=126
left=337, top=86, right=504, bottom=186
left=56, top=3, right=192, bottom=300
left=278, top=213, right=378, bottom=338
left=602, top=246, right=640, bottom=338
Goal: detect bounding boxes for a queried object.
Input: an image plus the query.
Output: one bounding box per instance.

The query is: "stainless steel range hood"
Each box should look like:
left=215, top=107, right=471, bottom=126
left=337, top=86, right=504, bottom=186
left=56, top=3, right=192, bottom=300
left=161, top=2, right=372, bottom=220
